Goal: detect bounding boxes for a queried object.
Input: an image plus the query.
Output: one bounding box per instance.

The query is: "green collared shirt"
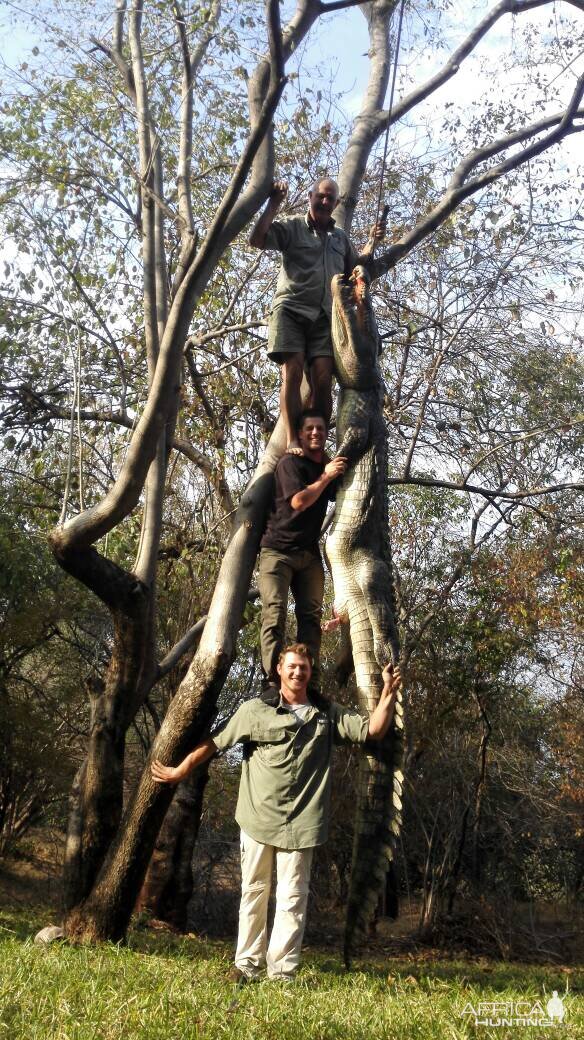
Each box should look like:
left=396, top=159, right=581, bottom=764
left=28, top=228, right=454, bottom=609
left=212, top=696, right=369, bottom=849
left=264, top=213, right=359, bottom=320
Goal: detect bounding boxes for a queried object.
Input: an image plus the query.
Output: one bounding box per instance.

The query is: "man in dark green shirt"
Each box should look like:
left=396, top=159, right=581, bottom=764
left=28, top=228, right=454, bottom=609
left=259, top=407, right=346, bottom=691
left=152, top=643, right=401, bottom=983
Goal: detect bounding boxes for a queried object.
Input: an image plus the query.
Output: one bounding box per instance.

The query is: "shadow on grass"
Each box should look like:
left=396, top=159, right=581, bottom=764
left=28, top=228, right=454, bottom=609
left=307, top=952, right=577, bottom=994
left=130, top=925, right=581, bottom=997
left=0, top=905, right=60, bottom=942
left=2, top=903, right=580, bottom=1001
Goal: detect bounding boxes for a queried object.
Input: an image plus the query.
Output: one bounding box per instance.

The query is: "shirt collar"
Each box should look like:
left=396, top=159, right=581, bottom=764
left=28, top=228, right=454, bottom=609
left=306, top=211, right=336, bottom=233
left=277, top=693, right=319, bottom=717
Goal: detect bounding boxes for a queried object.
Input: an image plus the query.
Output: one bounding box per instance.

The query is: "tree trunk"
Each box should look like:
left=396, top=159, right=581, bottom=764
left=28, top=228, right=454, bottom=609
left=418, top=830, right=437, bottom=937
left=0, top=677, right=11, bottom=854
left=62, top=678, right=124, bottom=911
left=48, top=544, right=157, bottom=912
left=63, top=417, right=288, bottom=943
left=446, top=803, right=471, bottom=916
left=471, top=687, right=491, bottom=885
left=137, top=765, right=209, bottom=931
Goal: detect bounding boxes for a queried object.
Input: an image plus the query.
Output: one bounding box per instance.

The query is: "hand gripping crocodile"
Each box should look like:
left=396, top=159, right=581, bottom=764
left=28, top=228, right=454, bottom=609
left=327, top=266, right=404, bottom=965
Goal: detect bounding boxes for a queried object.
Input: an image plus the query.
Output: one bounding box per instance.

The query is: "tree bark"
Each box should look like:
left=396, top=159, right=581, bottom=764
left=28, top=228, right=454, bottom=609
left=60, top=585, right=156, bottom=910
left=137, top=765, right=209, bottom=930
left=471, top=687, right=492, bottom=884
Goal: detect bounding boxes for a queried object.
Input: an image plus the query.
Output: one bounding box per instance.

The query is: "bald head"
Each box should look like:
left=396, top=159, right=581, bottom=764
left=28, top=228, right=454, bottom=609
left=308, top=178, right=340, bottom=228
left=310, top=177, right=339, bottom=198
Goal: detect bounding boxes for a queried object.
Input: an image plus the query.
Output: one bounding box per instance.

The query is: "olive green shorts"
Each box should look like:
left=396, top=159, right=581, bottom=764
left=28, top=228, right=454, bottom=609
left=267, top=307, right=332, bottom=365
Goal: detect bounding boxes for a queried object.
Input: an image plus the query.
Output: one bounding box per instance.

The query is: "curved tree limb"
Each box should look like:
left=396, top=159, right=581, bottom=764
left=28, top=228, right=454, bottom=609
left=373, top=85, right=584, bottom=276
left=336, top=0, right=396, bottom=231
left=388, top=474, right=584, bottom=502
left=374, top=0, right=584, bottom=136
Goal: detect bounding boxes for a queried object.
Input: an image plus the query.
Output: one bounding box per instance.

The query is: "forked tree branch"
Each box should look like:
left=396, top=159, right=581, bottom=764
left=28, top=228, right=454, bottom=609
left=49, top=0, right=290, bottom=553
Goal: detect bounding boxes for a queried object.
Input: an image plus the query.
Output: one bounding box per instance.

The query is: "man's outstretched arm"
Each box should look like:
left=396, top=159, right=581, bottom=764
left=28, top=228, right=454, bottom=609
left=367, top=664, right=401, bottom=740
left=249, top=180, right=288, bottom=248
left=151, top=738, right=217, bottom=785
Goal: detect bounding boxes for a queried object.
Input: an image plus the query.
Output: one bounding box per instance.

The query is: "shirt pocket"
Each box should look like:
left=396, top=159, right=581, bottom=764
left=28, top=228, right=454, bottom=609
left=251, top=724, right=288, bottom=746
left=251, top=725, right=289, bottom=768
left=296, top=714, right=330, bottom=752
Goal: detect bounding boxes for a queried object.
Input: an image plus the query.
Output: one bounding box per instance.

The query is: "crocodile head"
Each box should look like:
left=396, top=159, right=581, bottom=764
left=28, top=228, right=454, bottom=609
left=331, top=265, right=380, bottom=390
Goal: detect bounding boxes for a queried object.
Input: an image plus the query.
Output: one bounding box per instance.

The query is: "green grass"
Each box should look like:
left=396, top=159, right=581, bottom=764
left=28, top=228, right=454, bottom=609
left=0, top=908, right=582, bottom=1039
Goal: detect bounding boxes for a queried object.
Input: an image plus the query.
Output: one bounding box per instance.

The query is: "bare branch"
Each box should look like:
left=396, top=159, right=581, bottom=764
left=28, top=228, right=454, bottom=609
left=113, top=0, right=127, bottom=56
left=336, top=0, right=395, bottom=230
left=377, top=0, right=584, bottom=133
left=213, top=253, right=264, bottom=328
left=174, top=0, right=195, bottom=241
left=157, top=616, right=206, bottom=678
left=374, top=85, right=584, bottom=274
left=187, top=319, right=267, bottom=350
left=128, top=0, right=159, bottom=377
left=319, top=0, right=376, bottom=10
left=463, top=416, right=584, bottom=482
left=90, top=35, right=135, bottom=102
left=157, top=588, right=259, bottom=679
left=402, top=349, right=446, bottom=478
left=190, top=0, right=222, bottom=76
left=196, top=342, right=264, bottom=378
left=388, top=474, right=584, bottom=502
left=184, top=350, right=224, bottom=440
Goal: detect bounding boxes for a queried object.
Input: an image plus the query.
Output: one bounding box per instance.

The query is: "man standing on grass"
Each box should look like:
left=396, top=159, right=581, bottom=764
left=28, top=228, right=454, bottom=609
left=249, top=178, right=385, bottom=454
left=152, top=643, right=401, bottom=984
left=258, top=407, right=346, bottom=693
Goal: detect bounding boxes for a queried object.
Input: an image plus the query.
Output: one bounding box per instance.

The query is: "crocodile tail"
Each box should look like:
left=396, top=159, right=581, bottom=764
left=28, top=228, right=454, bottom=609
left=343, top=679, right=405, bottom=967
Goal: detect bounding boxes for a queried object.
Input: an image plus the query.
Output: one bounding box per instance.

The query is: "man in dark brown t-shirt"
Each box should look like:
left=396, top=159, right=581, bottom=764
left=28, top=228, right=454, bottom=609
left=259, top=410, right=347, bottom=689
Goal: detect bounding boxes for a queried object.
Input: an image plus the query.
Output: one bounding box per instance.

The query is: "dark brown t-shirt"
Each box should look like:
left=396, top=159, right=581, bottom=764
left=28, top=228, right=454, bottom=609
left=260, top=454, right=335, bottom=553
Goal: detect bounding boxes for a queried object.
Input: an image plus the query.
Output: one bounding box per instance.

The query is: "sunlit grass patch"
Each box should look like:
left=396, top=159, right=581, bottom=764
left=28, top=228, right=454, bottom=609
left=0, top=908, right=581, bottom=1039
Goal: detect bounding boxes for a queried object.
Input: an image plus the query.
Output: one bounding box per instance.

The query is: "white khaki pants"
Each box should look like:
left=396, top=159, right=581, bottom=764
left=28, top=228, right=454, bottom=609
left=235, top=830, right=314, bottom=980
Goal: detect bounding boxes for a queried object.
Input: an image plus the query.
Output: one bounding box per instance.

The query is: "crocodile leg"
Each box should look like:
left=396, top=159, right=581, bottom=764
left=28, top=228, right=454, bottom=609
left=335, top=391, right=371, bottom=466
left=353, top=551, right=400, bottom=666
